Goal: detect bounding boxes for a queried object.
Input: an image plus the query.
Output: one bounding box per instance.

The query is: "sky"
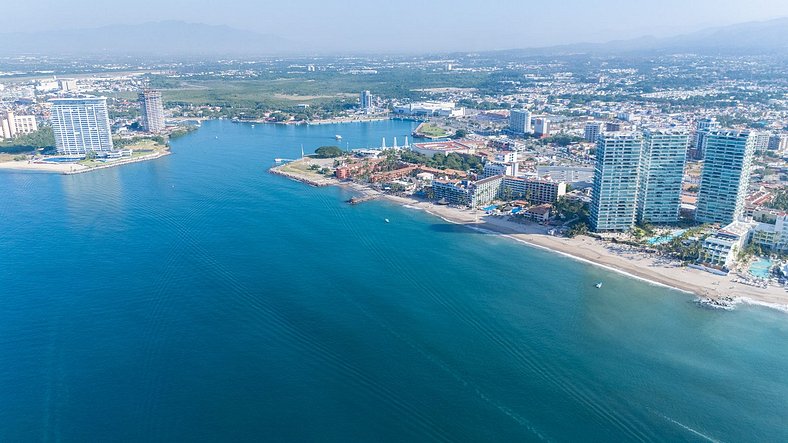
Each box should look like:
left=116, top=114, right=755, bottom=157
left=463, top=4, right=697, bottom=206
left=2, top=0, right=788, bottom=52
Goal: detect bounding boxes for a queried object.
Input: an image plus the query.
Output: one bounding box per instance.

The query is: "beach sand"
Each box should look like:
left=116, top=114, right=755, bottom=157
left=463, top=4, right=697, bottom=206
left=0, top=160, right=87, bottom=173
left=379, top=194, right=788, bottom=312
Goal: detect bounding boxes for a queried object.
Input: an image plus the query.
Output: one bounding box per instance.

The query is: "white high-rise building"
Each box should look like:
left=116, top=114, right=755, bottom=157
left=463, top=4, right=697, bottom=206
left=534, top=118, right=550, bottom=137
left=360, top=90, right=373, bottom=112
left=139, top=89, right=165, bottom=134
left=583, top=122, right=603, bottom=142
left=50, top=97, right=113, bottom=155
left=692, top=117, right=720, bottom=159
left=637, top=129, right=690, bottom=224
left=509, top=109, right=531, bottom=134
left=590, top=132, right=643, bottom=232
left=695, top=130, right=756, bottom=225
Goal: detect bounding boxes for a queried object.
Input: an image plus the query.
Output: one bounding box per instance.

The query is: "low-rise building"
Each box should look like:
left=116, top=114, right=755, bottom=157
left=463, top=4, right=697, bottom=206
left=523, top=204, right=552, bottom=223
left=699, top=220, right=755, bottom=270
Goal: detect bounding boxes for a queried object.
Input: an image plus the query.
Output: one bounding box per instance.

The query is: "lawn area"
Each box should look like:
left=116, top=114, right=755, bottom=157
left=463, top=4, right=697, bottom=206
left=414, top=123, right=449, bottom=138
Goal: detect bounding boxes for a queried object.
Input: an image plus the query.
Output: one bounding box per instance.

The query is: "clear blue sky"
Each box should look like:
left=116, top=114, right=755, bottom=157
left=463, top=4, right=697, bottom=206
left=3, top=0, right=788, bottom=52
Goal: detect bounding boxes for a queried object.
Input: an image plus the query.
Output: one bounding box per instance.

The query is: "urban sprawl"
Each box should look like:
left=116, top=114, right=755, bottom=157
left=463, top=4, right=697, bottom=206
left=2, top=53, right=788, bottom=307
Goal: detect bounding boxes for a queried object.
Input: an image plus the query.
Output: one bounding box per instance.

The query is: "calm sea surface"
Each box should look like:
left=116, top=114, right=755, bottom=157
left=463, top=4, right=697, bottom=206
left=0, top=120, right=786, bottom=442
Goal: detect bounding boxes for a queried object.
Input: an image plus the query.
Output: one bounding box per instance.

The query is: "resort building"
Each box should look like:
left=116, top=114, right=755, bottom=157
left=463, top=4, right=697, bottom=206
left=695, top=130, right=756, bottom=225
left=522, top=204, right=552, bottom=223
left=49, top=97, right=113, bottom=155
left=749, top=210, right=788, bottom=253
left=590, top=132, right=643, bottom=231
left=636, top=129, right=690, bottom=224
left=0, top=112, right=38, bottom=139
left=432, top=180, right=473, bottom=206
left=699, top=220, right=755, bottom=270
left=432, top=174, right=565, bottom=208
left=502, top=177, right=567, bottom=205
left=139, top=89, right=166, bottom=134
left=509, top=109, right=531, bottom=134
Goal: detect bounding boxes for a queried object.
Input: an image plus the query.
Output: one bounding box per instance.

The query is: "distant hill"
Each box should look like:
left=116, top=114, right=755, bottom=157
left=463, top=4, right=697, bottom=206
left=0, top=21, right=300, bottom=56
left=3, top=17, right=788, bottom=57
left=497, top=17, right=788, bottom=56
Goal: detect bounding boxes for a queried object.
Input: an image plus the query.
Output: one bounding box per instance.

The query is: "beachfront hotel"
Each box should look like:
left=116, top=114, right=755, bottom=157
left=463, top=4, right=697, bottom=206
left=139, top=89, right=165, bottom=134
left=50, top=97, right=113, bottom=155
left=590, top=132, right=643, bottom=231
left=636, top=129, right=690, bottom=224
left=695, top=130, right=756, bottom=225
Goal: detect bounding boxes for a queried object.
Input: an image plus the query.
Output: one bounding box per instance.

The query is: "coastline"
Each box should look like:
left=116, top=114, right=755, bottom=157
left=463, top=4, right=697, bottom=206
left=402, top=197, right=788, bottom=311
left=268, top=164, right=788, bottom=312
left=380, top=191, right=788, bottom=312
left=0, top=150, right=170, bottom=175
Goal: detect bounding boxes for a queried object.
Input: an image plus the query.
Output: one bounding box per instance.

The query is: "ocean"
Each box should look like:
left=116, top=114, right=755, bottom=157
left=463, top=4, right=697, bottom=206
left=0, top=119, right=785, bottom=442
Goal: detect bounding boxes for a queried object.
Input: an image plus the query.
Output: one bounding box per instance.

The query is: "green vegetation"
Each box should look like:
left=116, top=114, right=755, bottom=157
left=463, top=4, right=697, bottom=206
left=313, top=146, right=344, bottom=158
left=542, top=133, right=584, bottom=147
left=114, top=135, right=166, bottom=149
left=656, top=226, right=709, bottom=263
left=766, top=187, right=788, bottom=211
left=415, top=123, right=449, bottom=138
left=553, top=196, right=589, bottom=222
left=453, top=129, right=469, bottom=139
left=0, top=127, right=56, bottom=155
left=399, top=149, right=482, bottom=172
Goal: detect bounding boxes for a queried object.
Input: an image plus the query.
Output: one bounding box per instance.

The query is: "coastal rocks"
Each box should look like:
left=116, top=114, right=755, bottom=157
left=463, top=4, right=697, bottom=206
left=695, top=296, right=738, bottom=311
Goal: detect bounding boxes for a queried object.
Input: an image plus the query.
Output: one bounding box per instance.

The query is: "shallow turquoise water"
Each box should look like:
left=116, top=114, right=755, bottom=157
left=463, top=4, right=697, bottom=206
left=0, top=120, right=786, bottom=442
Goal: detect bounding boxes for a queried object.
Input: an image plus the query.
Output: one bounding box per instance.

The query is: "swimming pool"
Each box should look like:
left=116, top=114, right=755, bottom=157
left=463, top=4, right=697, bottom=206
left=43, top=156, right=84, bottom=163
left=647, top=229, right=686, bottom=246
left=749, top=258, right=772, bottom=279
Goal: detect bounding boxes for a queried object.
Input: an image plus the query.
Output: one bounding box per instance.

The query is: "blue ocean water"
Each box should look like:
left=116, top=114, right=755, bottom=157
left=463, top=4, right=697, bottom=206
left=0, top=120, right=786, bottom=442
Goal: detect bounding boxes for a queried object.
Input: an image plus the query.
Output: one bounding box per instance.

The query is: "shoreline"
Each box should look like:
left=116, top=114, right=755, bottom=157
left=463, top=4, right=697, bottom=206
left=267, top=166, right=788, bottom=312
left=378, top=193, right=788, bottom=313
left=0, top=151, right=170, bottom=175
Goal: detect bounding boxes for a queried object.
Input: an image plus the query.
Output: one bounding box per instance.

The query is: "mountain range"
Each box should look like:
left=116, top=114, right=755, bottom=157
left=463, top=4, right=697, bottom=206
left=1, top=18, right=787, bottom=56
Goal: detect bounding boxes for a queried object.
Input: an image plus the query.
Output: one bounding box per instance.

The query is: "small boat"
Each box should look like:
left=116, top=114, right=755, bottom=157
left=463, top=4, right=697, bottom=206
left=335, top=135, right=342, bottom=140
left=385, top=218, right=390, bottom=223
left=595, top=282, right=603, bottom=288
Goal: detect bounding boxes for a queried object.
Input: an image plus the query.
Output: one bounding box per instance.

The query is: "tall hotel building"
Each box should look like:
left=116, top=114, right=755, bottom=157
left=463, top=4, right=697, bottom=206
left=50, top=97, right=113, bottom=155
left=636, top=129, right=690, bottom=224
left=509, top=109, right=531, bottom=134
left=695, top=130, right=756, bottom=225
left=139, top=89, right=165, bottom=133
left=590, top=133, right=643, bottom=231
left=360, top=90, right=373, bottom=111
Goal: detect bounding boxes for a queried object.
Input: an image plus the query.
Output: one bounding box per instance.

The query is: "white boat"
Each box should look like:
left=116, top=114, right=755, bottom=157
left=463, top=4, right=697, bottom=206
left=385, top=218, right=390, bottom=223
left=335, top=135, right=342, bottom=140
left=595, top=282, right=603, bottom=288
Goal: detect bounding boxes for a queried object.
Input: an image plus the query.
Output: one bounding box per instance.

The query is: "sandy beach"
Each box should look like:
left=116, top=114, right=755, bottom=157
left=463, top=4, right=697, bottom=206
left=0, top=160, right=87, bottom=173
left=377, top=193, right=788, bottom=312
left=0, top=150, right=170, bottom=175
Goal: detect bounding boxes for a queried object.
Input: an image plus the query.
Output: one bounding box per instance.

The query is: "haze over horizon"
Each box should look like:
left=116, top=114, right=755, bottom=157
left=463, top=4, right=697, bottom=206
left=3, top=0, right=788, bottom=52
